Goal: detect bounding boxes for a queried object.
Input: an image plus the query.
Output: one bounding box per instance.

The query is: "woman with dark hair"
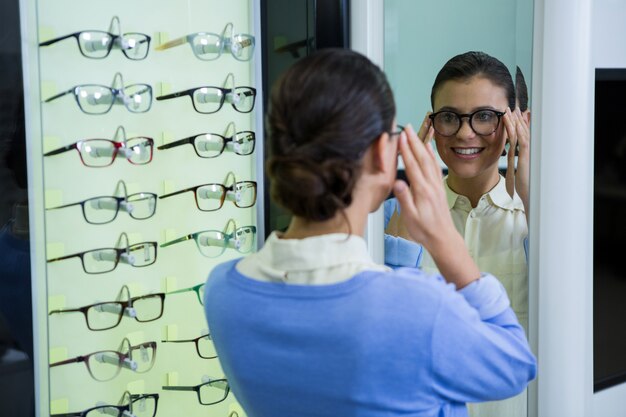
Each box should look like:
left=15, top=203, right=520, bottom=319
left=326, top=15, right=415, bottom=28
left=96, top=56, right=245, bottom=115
left=204, top=48, right=535, bottom=417
left=386, top=51, right=532, bottom=417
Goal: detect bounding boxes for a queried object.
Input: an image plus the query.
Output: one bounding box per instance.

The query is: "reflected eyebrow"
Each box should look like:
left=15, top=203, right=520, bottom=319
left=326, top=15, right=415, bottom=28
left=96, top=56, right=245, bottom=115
left=436, top=106, right=500, bottom=113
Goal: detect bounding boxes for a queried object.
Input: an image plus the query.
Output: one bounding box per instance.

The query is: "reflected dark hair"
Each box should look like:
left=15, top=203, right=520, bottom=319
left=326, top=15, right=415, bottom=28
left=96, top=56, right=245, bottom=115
left=430, top=51, right=515, bottom=110
left=516, top=66, right=529, bottom=111
left=266, top=48, right=395, bottom=222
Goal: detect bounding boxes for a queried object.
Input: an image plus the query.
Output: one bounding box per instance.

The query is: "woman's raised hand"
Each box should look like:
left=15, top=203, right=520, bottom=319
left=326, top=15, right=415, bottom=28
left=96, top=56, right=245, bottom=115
left=503, top=107, right=531, bottom=220
left=394, top=124, right=480, bottom=288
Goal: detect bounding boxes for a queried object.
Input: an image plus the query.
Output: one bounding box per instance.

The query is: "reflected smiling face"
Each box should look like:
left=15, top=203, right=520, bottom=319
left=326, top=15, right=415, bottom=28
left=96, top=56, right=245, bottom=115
left=432, top=76, right=509, bottom=185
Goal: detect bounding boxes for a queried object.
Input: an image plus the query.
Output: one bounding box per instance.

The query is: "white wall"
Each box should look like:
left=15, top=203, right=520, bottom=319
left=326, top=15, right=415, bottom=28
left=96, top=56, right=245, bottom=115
left=590, top=0, right=626, bottom=415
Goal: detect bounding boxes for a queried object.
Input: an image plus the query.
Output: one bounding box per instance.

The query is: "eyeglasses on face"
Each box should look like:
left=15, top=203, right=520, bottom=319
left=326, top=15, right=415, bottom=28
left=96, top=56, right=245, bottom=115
left=48, top=286, right=165, bottom=331
left=160, top=221, right=256, bottom=258
left=162, top=377, right=230, bottom=405
left=160, top=180, right=256, bottom=212
left=162, top=332, right=217, bottom=359
left=156, top=85, right=256, bottom=114
left=157, top=130, right=255, bottom=158
left=44, top=126, right=154, bottom=167
left=49, top=339, right=156, bottom=381
left=50, top=393, right=159, bottom=417
left=167, top=283, right=205, bottom=306
left=428, top=109, right=505, bottom=137
left=44, top=72, right=152, bottom=114
left=156, top=22, right=255, bottom=61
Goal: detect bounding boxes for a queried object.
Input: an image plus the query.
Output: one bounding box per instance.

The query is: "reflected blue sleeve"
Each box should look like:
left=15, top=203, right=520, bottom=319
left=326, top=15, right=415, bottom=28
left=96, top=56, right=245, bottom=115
left=384, top=198, right=423, bottom=269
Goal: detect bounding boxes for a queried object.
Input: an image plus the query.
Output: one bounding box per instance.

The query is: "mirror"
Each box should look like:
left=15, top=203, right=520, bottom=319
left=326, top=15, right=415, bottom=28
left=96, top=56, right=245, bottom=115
left=382, top=2, right=533, bottom=417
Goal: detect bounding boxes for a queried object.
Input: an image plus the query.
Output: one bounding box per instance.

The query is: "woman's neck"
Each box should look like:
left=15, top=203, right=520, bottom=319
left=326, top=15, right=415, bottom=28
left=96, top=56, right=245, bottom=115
left=446, top=169, right=500, bottom=208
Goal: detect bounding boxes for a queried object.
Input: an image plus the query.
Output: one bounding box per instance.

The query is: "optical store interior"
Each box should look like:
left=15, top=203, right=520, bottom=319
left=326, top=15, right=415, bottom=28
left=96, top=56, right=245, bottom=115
left=1, top=0, right=626, bottom=416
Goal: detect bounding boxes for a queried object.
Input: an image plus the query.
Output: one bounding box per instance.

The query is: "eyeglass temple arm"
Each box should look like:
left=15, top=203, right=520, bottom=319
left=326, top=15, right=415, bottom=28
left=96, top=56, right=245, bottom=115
left=39, top=32, right=80, bottom=47
left=46, top=200, right=82, bottom=210
left=155, top=89, right=193, bottom=101
left=48, top=306, right=83, bottom=316
left=43, top=142, right=78, bottom=157
left=49, top=355, right=85, bottom=367
left=159, top=185, right=197, bottom=200
left=155, top=35, right=189, bottom=51
left=157, top=136, right=195, bottom=150
left=50, top=412, right=84, bottom=417
left=160, top=234, right=194, bottom=247
left=44, top=88, right=75, bottom=103
left=162, top=385, right=195, bottom=391
left=47, top=252, right=82, bottom=263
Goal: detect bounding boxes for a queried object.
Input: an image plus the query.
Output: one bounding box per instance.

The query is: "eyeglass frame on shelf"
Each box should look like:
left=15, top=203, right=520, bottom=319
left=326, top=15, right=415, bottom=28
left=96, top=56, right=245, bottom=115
left=155, top=22, right=255, bottom=61
left=166, top=283, right=205, bottom=306
left=46, top=231, right=157, bottom=274
left=162, top=377, right=230, bottom=405
left=160, top=218, right=257, bottom=258
left=43, top=126, right=154, bottom=167
left=159, top=171, right=257, bottom=212
left=50, top=391, right=159, bottom=417
left=48, top=285, right=166, bottom=331
left=46, top=180, right=157, bottom=224
left=155, top=73, right=255, bottom=114
left=157, top=121, right=255, bottom=158
left=161, top=332, right=217, bottom=359
left=44, top=72, right=153, bottom=114
left=39, top=16, right=151, bottom=60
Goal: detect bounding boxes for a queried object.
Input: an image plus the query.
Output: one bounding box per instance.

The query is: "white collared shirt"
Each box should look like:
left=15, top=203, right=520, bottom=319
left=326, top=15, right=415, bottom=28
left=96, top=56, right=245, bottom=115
left=237, top=232, right=389, bottom=285
left=421, top=175, right=529, bottom=327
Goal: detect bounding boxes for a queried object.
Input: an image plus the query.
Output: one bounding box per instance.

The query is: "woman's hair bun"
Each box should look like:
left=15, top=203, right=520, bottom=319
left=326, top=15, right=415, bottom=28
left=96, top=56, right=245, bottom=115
left=268, top=155, right=357, bottom=222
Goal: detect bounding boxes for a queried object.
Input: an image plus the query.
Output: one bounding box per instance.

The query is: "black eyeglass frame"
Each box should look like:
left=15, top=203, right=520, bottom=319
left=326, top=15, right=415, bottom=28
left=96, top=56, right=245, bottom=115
left=50, top=393, right=159, bottom=417
left=162, top=379, right=230, bottom=405
left=428, top=109, right=506, bottom=137
left=157, top=130, right=256, bottom=158
left=155, top=86, right=256, bottom=114
left=48, top=293, right=166, bottom=331
left=39, top=30, right=151, bottom=60
left=162, top=332, right=216, bottom=359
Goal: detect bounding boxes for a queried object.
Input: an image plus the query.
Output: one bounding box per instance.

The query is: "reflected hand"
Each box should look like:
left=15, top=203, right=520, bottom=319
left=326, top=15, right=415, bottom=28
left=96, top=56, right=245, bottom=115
left=504, top=107, right=531, bottom=220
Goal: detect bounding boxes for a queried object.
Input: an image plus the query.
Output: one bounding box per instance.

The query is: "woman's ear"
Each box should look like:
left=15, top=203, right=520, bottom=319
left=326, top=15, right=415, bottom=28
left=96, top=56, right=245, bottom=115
left=371, top=132, right=397, bottom=174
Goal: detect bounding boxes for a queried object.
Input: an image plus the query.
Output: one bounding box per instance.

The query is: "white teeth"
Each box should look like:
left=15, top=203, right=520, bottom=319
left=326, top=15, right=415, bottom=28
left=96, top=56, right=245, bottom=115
left=454, top=148, right=482, bottom=155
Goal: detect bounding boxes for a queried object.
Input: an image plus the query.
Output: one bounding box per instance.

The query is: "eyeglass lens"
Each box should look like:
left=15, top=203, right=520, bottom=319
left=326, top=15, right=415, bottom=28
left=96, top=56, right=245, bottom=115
left=85, top=350, right=126, bottom=381
left=192, top=131, right=255, bottom=158
left=191, top=87, right=255, bottom=114
left=198, top=380, right=229, bottom=405
left=76, top=31, right=150, bottom=60
left=196, top=335, right=217, bottom=359
left=194, top=226, right=256, bottom=257
left=127, top=343, right=156, bottom=373
left=195, top=182, right=256, bottom=211
left=432, top=110, right=501, bottom=136
left=130, top=396, right=157, bottom=417
left=81, top=193, right=156, bottom=224
left=84, top=295, right=163, bottom=330
left=75, top=138, right=153, bottom=167
left=73, top=84, right=151, bottom=114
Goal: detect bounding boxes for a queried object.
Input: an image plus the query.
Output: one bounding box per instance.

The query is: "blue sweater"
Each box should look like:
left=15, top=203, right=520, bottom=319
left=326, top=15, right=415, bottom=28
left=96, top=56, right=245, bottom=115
left=204, top=259, right=536, bottom=417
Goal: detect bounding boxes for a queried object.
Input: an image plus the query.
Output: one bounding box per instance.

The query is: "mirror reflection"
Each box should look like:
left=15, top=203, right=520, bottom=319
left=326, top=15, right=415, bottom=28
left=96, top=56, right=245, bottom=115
left=383, top=2, right=533, bottom=417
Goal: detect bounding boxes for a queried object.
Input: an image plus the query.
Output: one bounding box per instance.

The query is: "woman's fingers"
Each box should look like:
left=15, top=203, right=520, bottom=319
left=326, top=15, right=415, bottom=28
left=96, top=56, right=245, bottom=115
left=398, top=128, right=426, bottom=193
left=416, top=112, right=432, bottom=143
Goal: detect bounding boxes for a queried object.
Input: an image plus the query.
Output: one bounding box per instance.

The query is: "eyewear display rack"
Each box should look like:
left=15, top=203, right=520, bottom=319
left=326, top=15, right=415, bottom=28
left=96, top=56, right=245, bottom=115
left=20, top=1, right=263, bottom=416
